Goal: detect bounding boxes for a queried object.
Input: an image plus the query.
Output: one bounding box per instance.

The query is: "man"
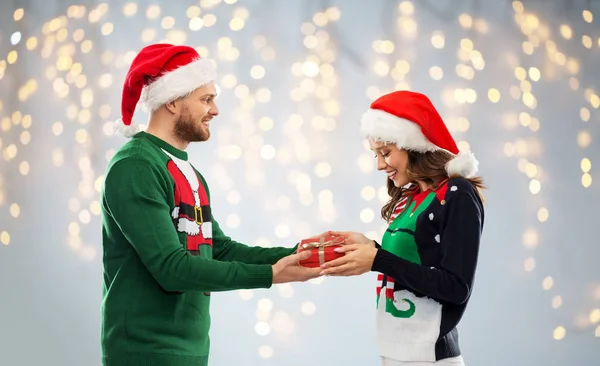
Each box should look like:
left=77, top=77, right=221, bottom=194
left=100, top=43, right=320, bottom=366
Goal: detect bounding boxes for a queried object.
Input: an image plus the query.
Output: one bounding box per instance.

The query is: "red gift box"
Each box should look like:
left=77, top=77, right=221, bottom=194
left=297, top=234, right=345, bottom=268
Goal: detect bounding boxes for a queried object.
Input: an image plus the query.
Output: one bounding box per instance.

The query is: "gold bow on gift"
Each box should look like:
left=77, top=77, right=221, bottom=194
left=301, top=236, right=344, bottom=266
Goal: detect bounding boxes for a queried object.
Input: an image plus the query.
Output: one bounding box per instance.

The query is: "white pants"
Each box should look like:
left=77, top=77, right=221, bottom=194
left=381, top=355, right=465, bottom=366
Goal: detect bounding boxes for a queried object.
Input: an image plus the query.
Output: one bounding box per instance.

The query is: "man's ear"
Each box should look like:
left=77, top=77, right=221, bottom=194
left=164, top=99, right=179, bottom=115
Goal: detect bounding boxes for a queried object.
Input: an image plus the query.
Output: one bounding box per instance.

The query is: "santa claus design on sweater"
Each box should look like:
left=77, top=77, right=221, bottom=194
left=162, top=150, right=212, bottom=251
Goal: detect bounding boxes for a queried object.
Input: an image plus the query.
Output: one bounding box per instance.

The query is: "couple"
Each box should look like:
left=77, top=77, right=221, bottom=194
left=100, top=44, right=485, bottom=366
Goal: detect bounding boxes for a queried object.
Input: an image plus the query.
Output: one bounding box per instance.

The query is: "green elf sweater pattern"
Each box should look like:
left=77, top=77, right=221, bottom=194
left=100, top=132, right=295, bottom=366
left=375, top=190, right=436, bottom=318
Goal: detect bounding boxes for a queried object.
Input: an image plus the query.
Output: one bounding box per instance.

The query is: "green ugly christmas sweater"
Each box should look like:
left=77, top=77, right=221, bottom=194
left=100, top=131, right=295, bottom=366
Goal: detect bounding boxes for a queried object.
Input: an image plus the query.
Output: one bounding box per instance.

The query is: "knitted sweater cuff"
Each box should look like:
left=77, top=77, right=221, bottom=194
left=247, top=264, right=274, bottom=288
left=371, top=248, right=404, bottom=274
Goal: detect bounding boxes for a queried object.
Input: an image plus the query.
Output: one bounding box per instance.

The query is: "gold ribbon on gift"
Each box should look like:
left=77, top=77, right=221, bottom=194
left=300, top=236, right=344, bottom=266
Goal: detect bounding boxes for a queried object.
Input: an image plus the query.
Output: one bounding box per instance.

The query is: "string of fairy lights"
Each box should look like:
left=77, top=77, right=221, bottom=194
left=0, top=0, right=598, bottom=361
left=508, top=1, right=600, bottom=340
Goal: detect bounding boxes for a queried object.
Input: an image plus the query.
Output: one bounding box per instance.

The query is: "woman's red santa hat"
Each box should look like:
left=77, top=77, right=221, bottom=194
left=115, top=43, right=217, bottom=137
left=360, top=90, right=479, bottom=178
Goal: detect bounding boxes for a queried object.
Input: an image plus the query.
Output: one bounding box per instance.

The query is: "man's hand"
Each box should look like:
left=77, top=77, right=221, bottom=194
left=272, top=251, right=322, bottom=284
left=330, top=231, right=375, bottom=247
left=319, top=244, right=378, bottom=276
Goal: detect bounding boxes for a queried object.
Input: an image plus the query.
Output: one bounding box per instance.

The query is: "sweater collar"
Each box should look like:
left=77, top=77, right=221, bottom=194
left=134, top=131, right=188, bottom=161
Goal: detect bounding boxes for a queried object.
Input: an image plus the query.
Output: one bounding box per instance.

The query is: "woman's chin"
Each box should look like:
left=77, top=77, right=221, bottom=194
left=392, top=179, right=409, bottom=188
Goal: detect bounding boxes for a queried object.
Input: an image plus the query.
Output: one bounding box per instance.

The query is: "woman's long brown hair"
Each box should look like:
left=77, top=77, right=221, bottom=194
left=381, top=150, right=485, bottom=222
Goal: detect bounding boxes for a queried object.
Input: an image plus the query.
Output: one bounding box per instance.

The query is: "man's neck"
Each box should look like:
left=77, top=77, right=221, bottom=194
left=145, top=118, right=189, bottom=151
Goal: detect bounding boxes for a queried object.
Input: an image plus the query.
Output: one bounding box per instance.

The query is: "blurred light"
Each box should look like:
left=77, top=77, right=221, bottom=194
left=488, top=88, right=501, bottom=103
left=525, top=163, right=537, bottom=178
left=529, top=179, right=541, bottom=194
left=460, top=38, right=474, bottom=51
left=203, top=14, right=217, bottom=27
left=314, top=162, right=332, bottom=177
left=542, top=276, right=554, bottom=290
left=69, top=222, right=81, bottom=236
left=258, top=346, right=273, bottom=359
left=260, top=145, right=276, bottom=160
left=255, top=322, right=271, bottom=336
left=581, top=158, right=591, bottom=173
left=583, top=10, right=593, bottom=23
left=69, top=198, right=81, bottom=212
left=431, top=31, right=445, bottom=48
left=458, top=13, right=472, bottom=28
left=20, top=131, right=31, bottom=145
left=26, top=37, right=38, bottom=50
left=14, top=8, right=24, bottom=21
left=161, top=16, right=175, bottom=29
left=258, top=117, right=273, bottom=131
left=529, top=67, right=541, bottom=81
left=524, top=257, right=536, bottom=271
left=553, top=326, right=566, bottom=340
left=361, top=186, right=376, bottom=201
left=301, top=301, right=317, bottom=315
left=256, top=88, right=273, bottom=103
left=187, top=5, right=201, bottom=18
left=522, top=228, right=539, bottom=249
left=552, top=296, right=562, bottom=309
left=325, top=7, right=341, bottom=21
left=19, top=161, right=30, bottom=176
left=251, top=65, right=266, bottom=79
left=398, top=1, right=414, bottom=14
left=11, top=32, right=22, bottom=46
left=79, top=210, right=91, bottom=224
left=10, top=203, right=20, bottom=218
left=582, top=173, right=592, bottom=188
left=275, top=224, right=290, bottom=238
left=52, top=148, right=64, bottom=167
left=7, top=51, right=18, bottom=64
left=429, top=66, right=443, bottom=80
left=239, top=290, right=253, bottom=301
left=101, top=23, right=114, bottom=35
left=230, top=18, right=245, bottom=31
left=0, top=231, right=10, bottom=246
left=90, top=201, right=101, bottom=216
left=278, top=283, right=294, bottom=298
left=226, top=214, right=240, bottom=228
left=578, top=131, right=592, bottom=148
left=123, top=3, right=138, bottom=16
left=360, top=208, right=375, bottom=223
left=538, top=207, right=549, bottom=222
left=560, top=25, right=572, bottom=39
left=590, top=309, right=600, bottom=324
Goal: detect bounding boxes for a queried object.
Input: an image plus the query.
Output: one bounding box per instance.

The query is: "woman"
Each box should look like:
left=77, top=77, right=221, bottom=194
left=320, top=90, right=485, bottom=365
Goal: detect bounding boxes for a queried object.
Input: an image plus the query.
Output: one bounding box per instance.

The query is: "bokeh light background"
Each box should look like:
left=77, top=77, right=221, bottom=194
left=0, top=0, right=599, bottom=365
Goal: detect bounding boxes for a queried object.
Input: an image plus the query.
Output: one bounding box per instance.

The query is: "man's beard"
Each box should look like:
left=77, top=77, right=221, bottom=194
left=173, top=108, right=210, bottom=143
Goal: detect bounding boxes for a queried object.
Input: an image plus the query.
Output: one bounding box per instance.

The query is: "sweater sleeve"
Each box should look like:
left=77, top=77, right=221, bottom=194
left=104, top=158, right=273, bottom=293
left=211, top=218, right=298, bottom=264
left=194, top=169, right=297, bottom=264
left=371, top=188, right=484, bottom=305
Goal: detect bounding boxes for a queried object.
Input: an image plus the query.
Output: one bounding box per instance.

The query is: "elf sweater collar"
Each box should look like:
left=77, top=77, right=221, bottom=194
left=135, top=131, right=188, bottom=161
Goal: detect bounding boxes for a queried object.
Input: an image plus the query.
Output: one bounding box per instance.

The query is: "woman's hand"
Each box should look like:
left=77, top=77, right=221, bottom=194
left=330, top=231, right=375, bottom=247
left=319, top=244, right=378, bottom=276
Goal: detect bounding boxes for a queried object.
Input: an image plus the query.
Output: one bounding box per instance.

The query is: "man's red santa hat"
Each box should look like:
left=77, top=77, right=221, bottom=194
left=360, top=90, right=479, bottom=178
left=115, top=43, right=217, bottom=137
